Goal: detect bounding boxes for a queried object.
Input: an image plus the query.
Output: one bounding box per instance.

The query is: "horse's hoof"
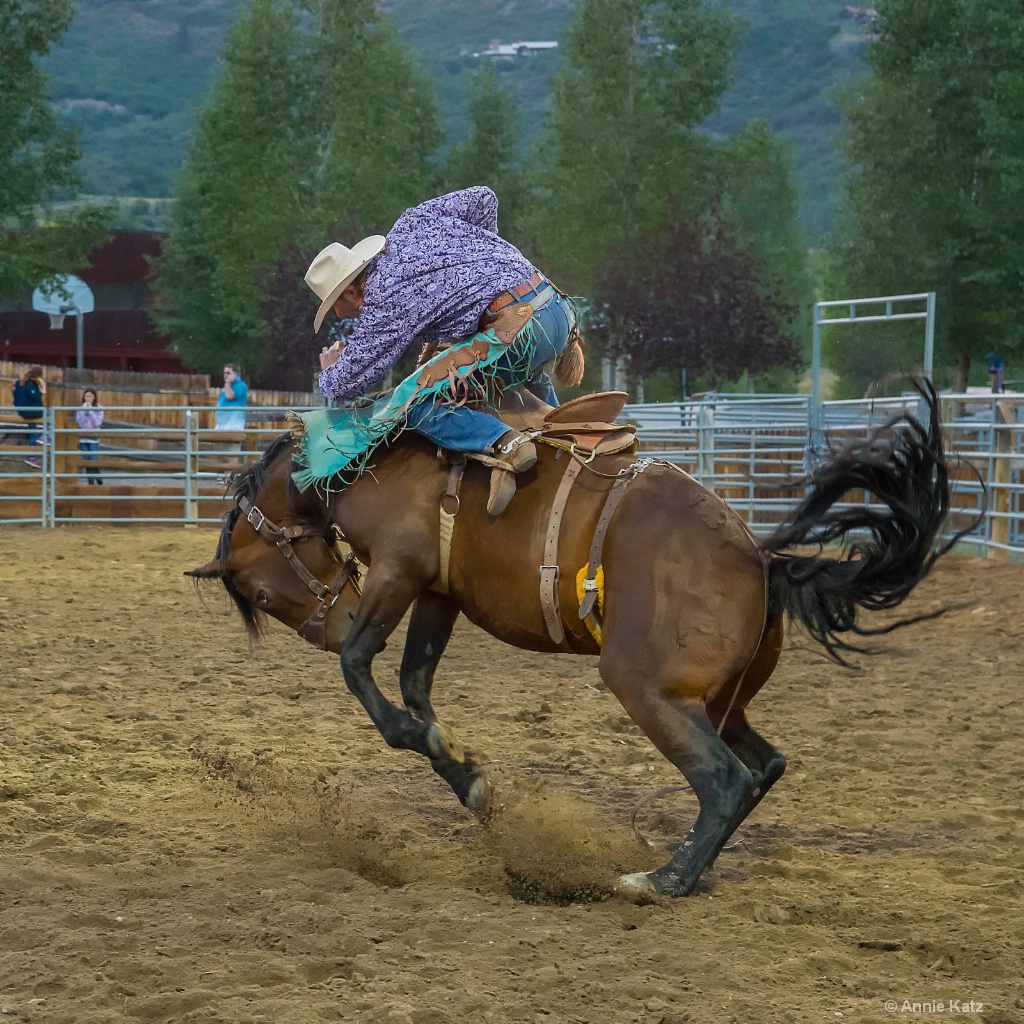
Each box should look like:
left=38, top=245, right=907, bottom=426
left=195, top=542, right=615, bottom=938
left=615, top=872, right=660, bottom=903
left=465, top=775, right=494, bottom=820
left=427, top=721, right=465, bottom=763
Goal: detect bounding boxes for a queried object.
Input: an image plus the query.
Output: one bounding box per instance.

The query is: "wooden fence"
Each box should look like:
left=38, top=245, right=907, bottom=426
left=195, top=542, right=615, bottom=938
left=2, top=360, right=321, bottom=431
left=1, top=360, right=210, bottom=391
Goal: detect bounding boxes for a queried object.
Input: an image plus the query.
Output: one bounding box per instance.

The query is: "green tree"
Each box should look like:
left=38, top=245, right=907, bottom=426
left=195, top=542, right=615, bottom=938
left=154, top=0, right=442, bottom=375
left=717, top=119, right=812, bottom=387
left=0, top=0, right=109, bottom=294
left=718, top=121, right=810, bottom=313
left=523, top=0, right=735, bottom=290
left=524, top=0, right=809, bottom=394
left=831, top=0, right=1024, bottom=392
left=305, top=0, right=441, bottom=240
left=444, top=63, right=522, bottom=227
left=154, top=0, right=308, bottom=371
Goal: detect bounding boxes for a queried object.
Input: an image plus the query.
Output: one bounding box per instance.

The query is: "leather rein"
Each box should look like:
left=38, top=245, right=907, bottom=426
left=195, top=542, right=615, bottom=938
left=237, top=495, right=361, bottom=650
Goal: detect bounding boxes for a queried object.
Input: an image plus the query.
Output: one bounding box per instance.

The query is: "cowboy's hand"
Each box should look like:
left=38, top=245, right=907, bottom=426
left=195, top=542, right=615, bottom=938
left=319, top=340, right=345, bottom=372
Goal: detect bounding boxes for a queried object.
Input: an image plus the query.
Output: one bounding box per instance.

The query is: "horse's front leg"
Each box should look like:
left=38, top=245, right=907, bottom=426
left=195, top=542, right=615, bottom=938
left=338, top=565, right=433, bottom=757
left=399, top=592, right=493, bottom=817
left=397, top=591, right=458, bottom=723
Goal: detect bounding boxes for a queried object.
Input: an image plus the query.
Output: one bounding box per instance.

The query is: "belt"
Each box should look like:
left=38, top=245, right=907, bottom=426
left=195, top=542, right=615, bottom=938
left=487, top=271, right=547, bottom=314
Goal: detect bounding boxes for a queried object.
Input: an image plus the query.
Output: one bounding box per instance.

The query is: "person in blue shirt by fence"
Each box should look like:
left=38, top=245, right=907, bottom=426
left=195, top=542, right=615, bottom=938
left=215, top=364, right=248, bottom=432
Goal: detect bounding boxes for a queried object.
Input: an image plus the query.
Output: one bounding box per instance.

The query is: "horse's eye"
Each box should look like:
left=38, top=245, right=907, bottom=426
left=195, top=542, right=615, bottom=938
left=255, top=589, right=270, bottom=607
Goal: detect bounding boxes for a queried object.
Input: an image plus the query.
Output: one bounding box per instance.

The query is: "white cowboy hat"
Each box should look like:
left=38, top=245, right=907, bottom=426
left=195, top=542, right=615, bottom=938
left=305, top=237, right=386, bottom=332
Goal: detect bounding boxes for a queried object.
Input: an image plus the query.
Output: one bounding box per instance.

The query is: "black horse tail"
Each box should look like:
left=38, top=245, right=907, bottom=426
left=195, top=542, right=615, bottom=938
left=761, top=381, right=970, bottom=664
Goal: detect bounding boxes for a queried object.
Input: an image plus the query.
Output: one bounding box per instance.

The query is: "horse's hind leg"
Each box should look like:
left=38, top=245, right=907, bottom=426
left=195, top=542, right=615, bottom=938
left=603, top=661, right=754, bottom=899
left=399, top=592, right=493, bottom=817
left=707, top=614, right=787, bottom=828
left=722, top=717, right=786, bottom=815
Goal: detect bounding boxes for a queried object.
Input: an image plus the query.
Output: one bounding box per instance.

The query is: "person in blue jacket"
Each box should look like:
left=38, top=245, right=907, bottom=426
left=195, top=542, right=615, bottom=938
left=12, top=366, right=46, bottom=458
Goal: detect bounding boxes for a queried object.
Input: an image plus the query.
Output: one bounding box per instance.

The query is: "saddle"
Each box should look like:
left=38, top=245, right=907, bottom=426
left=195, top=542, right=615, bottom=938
left=447, top=390, right=636, bottom=476
left=532, top=392, right=636, bottom=459
left=434, top=391, right=637, bottom=598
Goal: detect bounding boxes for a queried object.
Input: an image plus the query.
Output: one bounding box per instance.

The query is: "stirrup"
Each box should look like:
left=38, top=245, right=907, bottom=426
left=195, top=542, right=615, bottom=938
left=491, top=430, right=537, bottom=473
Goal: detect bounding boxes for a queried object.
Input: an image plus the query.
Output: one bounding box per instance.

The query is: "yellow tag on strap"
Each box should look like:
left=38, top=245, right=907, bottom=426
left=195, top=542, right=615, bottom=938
left=575, top=564, right=605, bottom=644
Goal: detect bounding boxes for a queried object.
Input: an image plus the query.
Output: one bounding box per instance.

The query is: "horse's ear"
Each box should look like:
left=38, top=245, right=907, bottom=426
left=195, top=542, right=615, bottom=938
left=185, top=558, right=224, bottom=580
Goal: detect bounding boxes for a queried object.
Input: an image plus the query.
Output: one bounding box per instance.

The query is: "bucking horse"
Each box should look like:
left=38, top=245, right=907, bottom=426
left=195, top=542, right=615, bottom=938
left=188, top=382, right=959, bottom=899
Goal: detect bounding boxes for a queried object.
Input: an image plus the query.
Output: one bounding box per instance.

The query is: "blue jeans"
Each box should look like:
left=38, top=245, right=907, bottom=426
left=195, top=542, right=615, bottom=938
left=20, top=415, right=42, bottom=445
left=79, top=438, right=102, bottom=484
left=407, top=286, right=574, bottom=453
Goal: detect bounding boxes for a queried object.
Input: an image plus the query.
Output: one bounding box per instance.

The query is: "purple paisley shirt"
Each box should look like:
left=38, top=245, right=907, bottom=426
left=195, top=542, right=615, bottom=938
left=318, top=187, right=537, bottom=401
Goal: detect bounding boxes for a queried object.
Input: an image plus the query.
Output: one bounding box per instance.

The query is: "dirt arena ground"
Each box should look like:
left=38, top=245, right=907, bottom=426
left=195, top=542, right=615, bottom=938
left=1, top=527, right=1022, bottom=1024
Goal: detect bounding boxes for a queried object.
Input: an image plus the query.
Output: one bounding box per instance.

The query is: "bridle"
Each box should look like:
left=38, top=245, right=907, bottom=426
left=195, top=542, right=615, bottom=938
left=237, top=495, right=362, bottom=649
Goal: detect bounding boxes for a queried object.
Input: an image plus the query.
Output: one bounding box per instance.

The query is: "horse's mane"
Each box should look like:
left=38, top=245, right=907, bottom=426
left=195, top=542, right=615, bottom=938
left=193, top=433, right=295, bottom=638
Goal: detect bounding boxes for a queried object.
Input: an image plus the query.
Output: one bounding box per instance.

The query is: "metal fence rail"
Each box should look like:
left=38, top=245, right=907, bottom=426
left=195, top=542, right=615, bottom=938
left=623, top=391, right=1024, bottom=559
left=1, top=404, right=47, bottom=525
left=1, top=405, right=288, bottom=527
left=2, top=397, right=1022, bottom=558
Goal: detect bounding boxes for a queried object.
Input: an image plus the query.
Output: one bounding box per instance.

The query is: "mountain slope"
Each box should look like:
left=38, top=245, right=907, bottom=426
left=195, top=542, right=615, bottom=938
left=44, top=0, right=870, bottom=240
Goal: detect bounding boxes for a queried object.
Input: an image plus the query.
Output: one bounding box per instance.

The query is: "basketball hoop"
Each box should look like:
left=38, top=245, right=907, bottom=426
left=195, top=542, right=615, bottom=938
left=31, top=274, right=94, bottom=369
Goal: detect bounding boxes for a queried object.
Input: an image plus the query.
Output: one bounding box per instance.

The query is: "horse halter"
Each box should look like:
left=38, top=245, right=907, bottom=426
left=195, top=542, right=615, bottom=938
left=237, top=495, right=361, bottom=650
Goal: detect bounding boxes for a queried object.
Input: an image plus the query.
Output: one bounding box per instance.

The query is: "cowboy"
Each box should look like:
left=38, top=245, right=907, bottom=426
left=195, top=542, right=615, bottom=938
left=304, top=186, right=578, bottom=515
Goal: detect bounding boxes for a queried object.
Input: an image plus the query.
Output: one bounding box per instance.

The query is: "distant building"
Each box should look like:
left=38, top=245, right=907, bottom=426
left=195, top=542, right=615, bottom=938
left=840, top=6, right=878, bottom=26
left=0, top=231, right=187, bottom=373
left=636, top=33, right=677, bottom=54
left=472, top=39, right=558, bottom=60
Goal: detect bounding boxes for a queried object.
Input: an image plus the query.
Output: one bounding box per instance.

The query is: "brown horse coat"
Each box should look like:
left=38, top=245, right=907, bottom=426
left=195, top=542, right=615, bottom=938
left=192, top=384, right=957, bottom=898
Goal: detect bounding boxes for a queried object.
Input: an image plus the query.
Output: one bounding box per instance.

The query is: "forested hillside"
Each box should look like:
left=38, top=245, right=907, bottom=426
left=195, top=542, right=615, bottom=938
left=44, top=0, right=870, bottom=240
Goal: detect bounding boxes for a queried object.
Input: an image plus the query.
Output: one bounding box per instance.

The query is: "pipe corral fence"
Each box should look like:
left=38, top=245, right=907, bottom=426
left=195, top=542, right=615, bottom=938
left=622, top=391, right=1024, bottom=559
left=1, top=393, right=1022, bottom=559
left=0, top=404, right=307, bottom=528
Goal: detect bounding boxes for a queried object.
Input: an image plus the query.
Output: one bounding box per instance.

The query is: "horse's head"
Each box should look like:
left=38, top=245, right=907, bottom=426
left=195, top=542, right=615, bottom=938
left=187, top=435, right=362, bottom=653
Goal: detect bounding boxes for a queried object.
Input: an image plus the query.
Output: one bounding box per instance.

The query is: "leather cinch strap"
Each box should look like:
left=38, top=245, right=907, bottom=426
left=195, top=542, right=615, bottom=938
left=578, top=472, right=634, bottom=622
left=438, top=509, right=455, bottom=594
left=436, top=456, right=466, bottom=595
left=539, top=457, right=582, bottom=649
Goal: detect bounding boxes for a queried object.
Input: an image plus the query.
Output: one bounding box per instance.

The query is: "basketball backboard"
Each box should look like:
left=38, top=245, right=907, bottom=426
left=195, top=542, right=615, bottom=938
left=32, top=275, right=94, bottom=369
left=32, top=274, right=95, bottom=316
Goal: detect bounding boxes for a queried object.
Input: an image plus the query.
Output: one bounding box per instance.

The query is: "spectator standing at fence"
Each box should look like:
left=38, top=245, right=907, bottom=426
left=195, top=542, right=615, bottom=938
left=12, top=366, right=46, bottom=465
left=75, top=388, right=104, bottom=485
left=215, top=364, right=248, bottom=432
